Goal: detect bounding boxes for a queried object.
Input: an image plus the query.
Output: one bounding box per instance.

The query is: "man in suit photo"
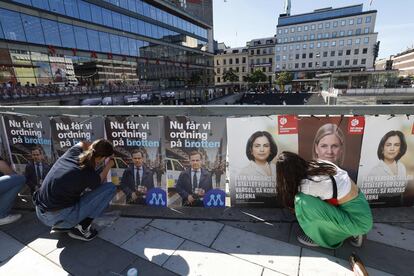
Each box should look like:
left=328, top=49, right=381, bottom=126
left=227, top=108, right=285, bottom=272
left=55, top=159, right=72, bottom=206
left=176, top=150, right=213, bottom=207
left=120, top=149, right=154, bottom=204
left=25, top=146, right=51, bottom=195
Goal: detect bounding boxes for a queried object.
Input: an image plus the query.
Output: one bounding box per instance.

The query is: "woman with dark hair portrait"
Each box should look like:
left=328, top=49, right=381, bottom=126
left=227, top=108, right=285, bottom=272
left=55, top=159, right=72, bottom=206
left=312, top=123, right=357, bottom=182
left=240, top=131, right=278, bottom=177
left=367, top=130, right=408, bottom=204
left=276, top=151, right=372, bottom=249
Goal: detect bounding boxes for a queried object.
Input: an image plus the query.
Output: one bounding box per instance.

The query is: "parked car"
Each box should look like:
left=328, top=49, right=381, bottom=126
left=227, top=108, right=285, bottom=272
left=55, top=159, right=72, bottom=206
left=166, top=157, right=185, bottom=188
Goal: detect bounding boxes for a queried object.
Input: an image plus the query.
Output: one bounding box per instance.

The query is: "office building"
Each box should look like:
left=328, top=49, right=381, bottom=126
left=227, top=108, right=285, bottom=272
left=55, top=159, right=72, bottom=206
left=214, top=46, right=248, bottom=91
left=376, top=48, right=414, bottom=77
left=0, top=0, right=213, bottom=88
left=275, top=4, right=378, bottom=76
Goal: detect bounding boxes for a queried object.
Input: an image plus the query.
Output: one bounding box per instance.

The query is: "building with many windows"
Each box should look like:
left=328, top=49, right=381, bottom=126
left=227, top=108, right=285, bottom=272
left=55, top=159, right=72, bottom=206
left=376, top=48, right=414, bottom=77
left=247, top=37, right=276, bottom=84
left=214, top=46, right=248, bottom=91
left=275, top=4, right=378, bottom=77
left=0, top=0, right=213, bottom=88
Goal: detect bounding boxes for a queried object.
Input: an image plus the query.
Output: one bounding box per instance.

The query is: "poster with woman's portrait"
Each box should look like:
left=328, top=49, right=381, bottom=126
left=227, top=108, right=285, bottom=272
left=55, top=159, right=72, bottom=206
left=227, top=115, right=298, bottom=207
left=164, top=116, right=227, bottom=208
left=298, top=116, right=365, bottom=183
left=358, top=116, right=414, bottom=207
left=105, top=116, right=165, bottom=207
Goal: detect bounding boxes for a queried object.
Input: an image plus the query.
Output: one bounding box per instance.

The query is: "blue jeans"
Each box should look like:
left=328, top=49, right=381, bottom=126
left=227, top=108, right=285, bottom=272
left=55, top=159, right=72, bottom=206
left=35, top=182, right=116, bottom=229
left=0, top=175, right=26, bottom=218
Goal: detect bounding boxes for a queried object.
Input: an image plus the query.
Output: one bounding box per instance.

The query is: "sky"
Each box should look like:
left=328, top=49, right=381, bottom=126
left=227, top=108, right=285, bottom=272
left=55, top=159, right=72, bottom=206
left=213, top=0, right=414, bottom=59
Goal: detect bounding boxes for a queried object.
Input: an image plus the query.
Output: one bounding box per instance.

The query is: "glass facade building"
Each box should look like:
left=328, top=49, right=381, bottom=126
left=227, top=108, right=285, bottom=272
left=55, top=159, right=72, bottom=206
left=0, top=0, right=213, bottom=88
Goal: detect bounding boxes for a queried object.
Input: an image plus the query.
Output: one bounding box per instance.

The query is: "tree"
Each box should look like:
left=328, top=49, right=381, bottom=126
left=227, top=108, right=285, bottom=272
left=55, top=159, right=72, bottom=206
left=246, top=69, right=267, bottom=88
left=275, top=71, right=293, bottom=92
left=223, top=69, right=239, bottom=92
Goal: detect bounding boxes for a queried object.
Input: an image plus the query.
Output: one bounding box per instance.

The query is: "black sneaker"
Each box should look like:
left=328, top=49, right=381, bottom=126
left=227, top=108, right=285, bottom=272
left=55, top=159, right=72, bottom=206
left=50, top=226, right=72, bottom=234
left=68, top=224, right=98, bottom=241
left=297, top=229, right=319, bottom=247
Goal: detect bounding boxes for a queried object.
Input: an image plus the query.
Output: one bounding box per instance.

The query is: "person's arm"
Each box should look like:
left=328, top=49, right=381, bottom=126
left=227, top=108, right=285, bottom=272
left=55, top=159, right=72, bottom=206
left=0, top=160, right=14, bottom=175
left=175, top=171, right=190, bottom=200
left=77, top=141, right=91, bottom=151
left=100, top=157, right=115, bottom=183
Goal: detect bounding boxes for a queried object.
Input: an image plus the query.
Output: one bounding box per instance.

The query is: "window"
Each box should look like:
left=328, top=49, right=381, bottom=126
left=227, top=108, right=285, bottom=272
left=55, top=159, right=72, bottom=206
left=315, top=61, right=320, bottom=67
left=295, top=63, right=299, bottom=68
left=303, top=35, right=308, bottom=41
left=304, top=25, right=309, bottom=31
left=347, top=39, right=352, bottom=45
left=303, top=43, right=307, bottom=49
left=269, top=58, right=272, bottom=63
left=338, top=50, right=343, bottom=56
left=32, top=0, right=49, bottom=10
left=99, top=31, right=111, bottom=52
left=276, top=46, right=281, bottom=52
left=311, top=24, right=316, bottom=30
left=362, top=48, right=368, bottom=54
left=109, top=34, right=120, bottom=54
left=361, top=58, right=366, bottom=65
left=74, top=26, right=89, bottom=50
left=341, top=20, right=346, bottom=26
left=296, top=44, right=300, bottom=50
left=41, top=19, right=61, bottom=46
left=278, top=29, right=282, bottom=34
left=301, top=63, right=305, bottom=68
left=121, top=15, right=130, bottom=32
left=289, top=45, right=293, bottom=51
left=256, top=49, right=260, bottom=55
left=309, top=53, right=313, bottom=58
left=268, top=67, right=272, bottom=72
left=316, top=52, right=320, bottom=58
left=284, top=28, right=288, bottom=34
left=310, top=43, right=314, bottom=49
left=323, top=51, right=328, bottom=57
left=339, top=40, right=344, bottom=46
left=322, top=61, right=327, bottom=67
left=317, top=33, right=322, bottom=39
left=223, top=59, right=226, bottom=65
left=78, top=1, right=92, bottom=21
left=297, top=35, right=301, bottom=41
left=295, top=54, right=299, bottom=59
left=310, top=34, right=315, bottom=40
left=323, top=41, right=328, bottom=47
left=349, top=19, right=354, bottom=25
left=302, top=53, right=306, bottom=59
left=64, top=0, right=79, bottom=18
left=290, top=37, right=294, bottom=42
left=354, top=49, right=359, bottom=55
left=102, top=9, right=113, bottom=27
left=217, top=77, right=220, bottom=83
left=340, top=30, right=345, bottom=36
left=229, top=58, right=233, bottom=65
left=112, top=12, right=122, bottom=30
left=235, top=58, right=239, bottom=64
left=356, top=38, right=361, bottom=44
left=348, top=30, right=353, bottom=36
left=356, top=29, right=361, bottom=35
left=353, top=59, right=358, bottom=65
left=283, top=46, right=287, bottom=51
left=317, top=42, right=321, bottom=48
left=87, top=29, right=100, bottom=52
left=345, top=60, right=350, bottom=65
left=331, top=51, right=335, bottom=57
left=318, top=23, right=323, bottom=29
left=364, top=37, right=369, bottom=44
left=242, top=57, right=246, bottom=63
left=250, top=50, right=254, bottom=55
left=242, top=67, right=245, bottom=72
left=291, top=27, right=295, bottom=33
left=364, top=27, right=370, bottom=34
left=49, top=0, right=65, bottom=14
left=366, top=16, right=372, bottom=23
left=324, top=33, right=329, bottom=38
left=236, top=67, right=239, bottom=72
left=0, top=9, right=26, bottom=42
left=333, top=21, right=338, bottom=27
left=308, top=62, right=313, bottom=67
left=331, top=41, right=336, bottom=47
left=337, top=60, right=342, bottom=66
left=357, top=18, right=362, bottom=24
left=325, top=22, right=330, bottom=28
left=330, top=60, right=334, bottom=66
left=346, top=49, right=351, bottom=55
left=332, top=31, right=337, bottom=38
left=297, top=26, right=302, bottom=32
left=21, top=14, right=45, bottom=44
left=216, top=59, right=220, bottom=65
left=59, top=23, right=76, bottom=48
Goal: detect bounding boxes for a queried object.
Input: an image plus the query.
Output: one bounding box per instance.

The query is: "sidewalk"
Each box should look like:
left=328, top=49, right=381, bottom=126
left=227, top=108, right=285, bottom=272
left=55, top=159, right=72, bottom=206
left=0, top=204, right=413, bottom=276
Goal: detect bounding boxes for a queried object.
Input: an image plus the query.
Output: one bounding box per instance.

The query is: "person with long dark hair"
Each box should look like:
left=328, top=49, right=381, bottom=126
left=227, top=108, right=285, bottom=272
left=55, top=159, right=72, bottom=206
left=33, top=139, right=116, bottom=241
left=276, top=151, right=373, bottom=248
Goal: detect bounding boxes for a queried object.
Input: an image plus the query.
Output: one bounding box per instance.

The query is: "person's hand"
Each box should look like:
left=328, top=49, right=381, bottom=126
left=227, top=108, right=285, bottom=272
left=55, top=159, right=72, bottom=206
left=187, top=195, right=195, bottom=204
left=131, top=192, right=138, bottom=201
left=105, top=155, right=115, bottom=168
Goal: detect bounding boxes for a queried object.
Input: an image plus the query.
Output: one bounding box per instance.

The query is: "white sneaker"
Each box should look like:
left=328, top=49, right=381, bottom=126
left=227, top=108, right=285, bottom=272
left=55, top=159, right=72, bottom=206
left=349, top=235, right=364, bottom=248
left=0, top=214, right=22, bottom=226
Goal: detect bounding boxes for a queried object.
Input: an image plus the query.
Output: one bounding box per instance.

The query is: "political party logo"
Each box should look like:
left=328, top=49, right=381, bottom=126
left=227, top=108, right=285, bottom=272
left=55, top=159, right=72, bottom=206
left=278, top=115, right=298, bottom=135
left=203, top=189, right=226, bottom=208
left=347, top=116, right=365, bottom=134
left=146, top=188, right=167, bottom=207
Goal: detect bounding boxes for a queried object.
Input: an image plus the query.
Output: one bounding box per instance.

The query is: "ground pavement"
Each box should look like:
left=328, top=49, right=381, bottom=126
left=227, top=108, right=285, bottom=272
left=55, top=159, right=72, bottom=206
left=0, top=203, right=413, bottom=276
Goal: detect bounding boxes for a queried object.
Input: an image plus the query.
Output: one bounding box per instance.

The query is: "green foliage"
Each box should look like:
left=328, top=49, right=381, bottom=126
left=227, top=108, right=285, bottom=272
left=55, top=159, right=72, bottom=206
left=223, top=69, right=239, bottom=83
left=247, top=69, right=267, bottom=84
left=275, top=71, right=293, bottom=86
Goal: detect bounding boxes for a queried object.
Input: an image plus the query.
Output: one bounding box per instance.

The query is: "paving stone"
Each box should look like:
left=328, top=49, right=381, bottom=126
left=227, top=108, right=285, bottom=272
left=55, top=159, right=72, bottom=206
left=335, top=239, right=414, bottom=276
left=371, top=207, right=414, bottom=223
left=288, top=223, right=335, bottom=256
left=0, top=211, right=49, bottom=244
left=389, top=222, right=414, bottom=231
left=121, top=256, right=179, bottom=276
left=222, top=221, right=291, bottom=243
left=46, top=236, right=136, bottom=276
left=27, top=233, right=61, bottom=256
left=163, top=240, right=263, bottom=276
left=0, top=247, right=67, bottom=275
left=211, top=225, right=300, bottom=276
left=262, top=268, right=286, bottom=276
left=367, top=223, right=414, bottom=252
left=99, top=217, right=152, bottom=246
left=150, top=219, right=224, bottom=246
left=300, top=248, right=393, bottom=276
left=0, top=231, right=27, bottom=262
left=121, top=225, right=184, bottom=265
